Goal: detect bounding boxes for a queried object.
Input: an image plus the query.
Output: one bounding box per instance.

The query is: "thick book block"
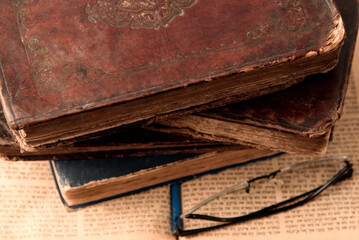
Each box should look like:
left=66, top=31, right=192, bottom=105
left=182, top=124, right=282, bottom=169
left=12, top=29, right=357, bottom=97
left=0, top=0, right=345, bottom=151
left=0, top=106, right=244, bottom=160
left=0, top=97, right=244, bottom=160
left=50, top=149, right=277, bottom=208
left=153, top=1, right=358, bottom=155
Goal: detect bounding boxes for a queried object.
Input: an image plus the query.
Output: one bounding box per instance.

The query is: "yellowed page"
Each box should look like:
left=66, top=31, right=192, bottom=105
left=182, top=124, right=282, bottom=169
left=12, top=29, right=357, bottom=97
left=179, top=56, right=359, bottom=240
left=0, top=160, right=174, bottom=240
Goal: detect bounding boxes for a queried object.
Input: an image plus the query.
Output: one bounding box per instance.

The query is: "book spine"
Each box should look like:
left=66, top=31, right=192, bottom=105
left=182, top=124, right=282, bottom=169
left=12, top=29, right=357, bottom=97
left=0, top=0, right=33, bottom=130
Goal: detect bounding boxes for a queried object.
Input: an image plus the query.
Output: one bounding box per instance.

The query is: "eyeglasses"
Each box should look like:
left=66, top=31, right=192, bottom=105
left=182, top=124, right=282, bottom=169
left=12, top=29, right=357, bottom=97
left=174, top=156, right=353, bottom=236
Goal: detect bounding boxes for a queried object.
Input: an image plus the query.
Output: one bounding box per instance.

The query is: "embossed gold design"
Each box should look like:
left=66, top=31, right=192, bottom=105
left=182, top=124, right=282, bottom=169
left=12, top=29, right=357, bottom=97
left=14, top=0, right=310, bottom=96
left=27, top=38, right=59, bottom=94
left=85, top=0, right=196, bottom=30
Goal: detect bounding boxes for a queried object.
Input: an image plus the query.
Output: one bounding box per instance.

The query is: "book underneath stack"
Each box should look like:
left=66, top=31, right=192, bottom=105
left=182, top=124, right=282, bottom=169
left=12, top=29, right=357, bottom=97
left=0, top=0, right=357, bottom=211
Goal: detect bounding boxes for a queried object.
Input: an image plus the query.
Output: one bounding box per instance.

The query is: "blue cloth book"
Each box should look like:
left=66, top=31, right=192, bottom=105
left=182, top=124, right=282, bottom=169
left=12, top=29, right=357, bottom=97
left=50, top=148, right=277, bottom=209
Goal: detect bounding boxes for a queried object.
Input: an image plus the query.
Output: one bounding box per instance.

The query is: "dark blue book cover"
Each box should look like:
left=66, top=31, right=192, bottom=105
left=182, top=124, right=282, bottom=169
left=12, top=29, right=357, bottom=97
left=50, top=149, right=277, bottom=209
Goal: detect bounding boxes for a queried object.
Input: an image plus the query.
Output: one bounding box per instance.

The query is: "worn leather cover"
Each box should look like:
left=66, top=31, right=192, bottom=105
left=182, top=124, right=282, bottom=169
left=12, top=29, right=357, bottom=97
left=159, top=0, right=358, bottom=138
left=0, top=0, right=341, bottom=131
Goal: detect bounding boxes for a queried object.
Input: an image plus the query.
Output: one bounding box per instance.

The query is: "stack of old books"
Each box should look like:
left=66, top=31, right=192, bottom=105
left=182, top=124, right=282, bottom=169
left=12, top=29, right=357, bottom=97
left=0, top=0, right=356, bottom=211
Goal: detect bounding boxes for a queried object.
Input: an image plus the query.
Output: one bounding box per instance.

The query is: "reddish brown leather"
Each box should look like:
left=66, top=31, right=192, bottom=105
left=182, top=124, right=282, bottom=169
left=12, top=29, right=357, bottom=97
left=198, top=0, right=358, bottom=136
left=0, top=0, right=339, bottom=129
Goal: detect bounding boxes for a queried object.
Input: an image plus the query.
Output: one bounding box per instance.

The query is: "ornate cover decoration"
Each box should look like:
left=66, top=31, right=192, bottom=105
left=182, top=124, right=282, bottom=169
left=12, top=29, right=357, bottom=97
left=86, top=0, right=197, bottom=30
left=0, top=0, right=342, bottom=131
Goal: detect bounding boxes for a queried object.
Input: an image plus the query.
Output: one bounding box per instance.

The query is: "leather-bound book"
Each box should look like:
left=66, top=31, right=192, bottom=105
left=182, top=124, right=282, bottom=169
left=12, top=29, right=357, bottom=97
left=152, top=0, right=359, bottom=156
left=0, top=107, right=244, bottom=160
left=0, top=0, right=345, bottom=151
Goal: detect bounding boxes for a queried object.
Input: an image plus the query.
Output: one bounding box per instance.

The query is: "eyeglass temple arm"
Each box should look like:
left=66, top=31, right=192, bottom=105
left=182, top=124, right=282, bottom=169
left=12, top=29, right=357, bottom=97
left=175, top=160, right=352, bottom=236
left=186, top=160, right=352, bottom=222
left=179, top=170, right=281, bottom=220
left=180, top=156, right=349, bottom=221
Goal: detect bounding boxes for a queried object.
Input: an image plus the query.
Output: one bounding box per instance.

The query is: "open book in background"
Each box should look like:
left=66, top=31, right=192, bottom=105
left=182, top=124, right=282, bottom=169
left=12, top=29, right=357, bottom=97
left=0, top=0, right=345, bottom=151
